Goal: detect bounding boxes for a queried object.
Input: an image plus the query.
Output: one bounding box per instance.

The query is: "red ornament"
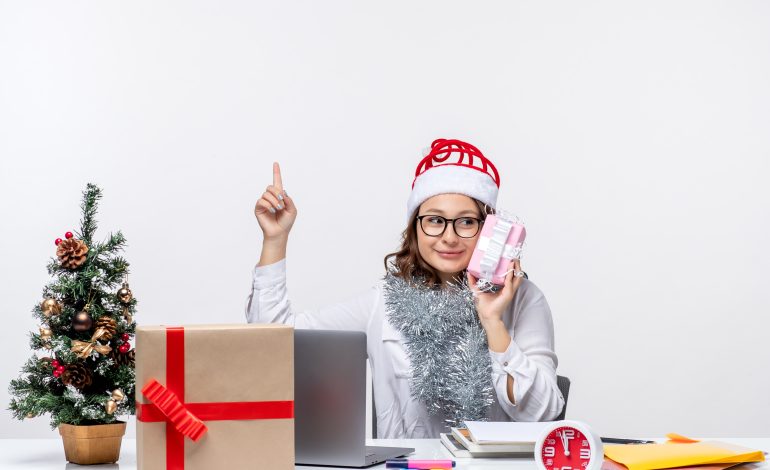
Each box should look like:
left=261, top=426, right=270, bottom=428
left=118, top=343, right=131, bottom=354
left=55, top=365, right=65, bottom=373
left=65, top=231, right=73, bottom=239
left=53, top=370, right=62, bottom=378
left=51, top=360, right=60, bottom=368
left=55, top=238, right=62, bottom=246
left=121, top=333, right=130, bottom=342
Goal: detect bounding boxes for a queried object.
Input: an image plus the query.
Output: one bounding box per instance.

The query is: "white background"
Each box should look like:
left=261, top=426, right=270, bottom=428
left=1, top=1, right=769, bottom=439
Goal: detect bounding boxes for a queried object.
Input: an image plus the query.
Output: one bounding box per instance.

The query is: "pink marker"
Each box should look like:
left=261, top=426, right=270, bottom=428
left=385, top=459, right=456, bottom=469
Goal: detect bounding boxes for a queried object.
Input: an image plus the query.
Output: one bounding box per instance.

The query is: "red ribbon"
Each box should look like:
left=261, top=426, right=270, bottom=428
left=141, top=379, right=208, bottom=442
left=136, top=327, right=294, bottom=470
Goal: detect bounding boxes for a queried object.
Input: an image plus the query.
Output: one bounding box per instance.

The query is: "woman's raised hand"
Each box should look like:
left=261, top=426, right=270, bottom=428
left=467, top=258, right=524, bottom=353
left=254, top=162, right=297, bottom=241
left=467, top=258, right=524, bottom=326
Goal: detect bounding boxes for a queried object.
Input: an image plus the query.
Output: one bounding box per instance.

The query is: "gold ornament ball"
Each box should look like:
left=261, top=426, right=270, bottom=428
left=39, top=327, right=53, bottom=339
left=111, top=389, right=125, bottom=402
left=40, top=298, right=62, bottom=317
left=117, top=283, right=133, bottom=304
left=26, top=412, right=35, bottom=419
left=72, top=311, right=93, bottom=332
left=105, top=399, right=117, bottom=415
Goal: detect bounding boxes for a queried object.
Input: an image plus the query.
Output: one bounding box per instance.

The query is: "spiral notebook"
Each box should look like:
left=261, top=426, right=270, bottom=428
left=448, top=426, right=536, bottom=457
left=463, top=420, right=550, bottom=445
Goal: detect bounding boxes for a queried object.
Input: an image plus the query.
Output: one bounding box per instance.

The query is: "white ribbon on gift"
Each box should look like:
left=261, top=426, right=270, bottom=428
left=476, top=236, right=523, bottom=264
left=477, top=217, right=516, bottom=281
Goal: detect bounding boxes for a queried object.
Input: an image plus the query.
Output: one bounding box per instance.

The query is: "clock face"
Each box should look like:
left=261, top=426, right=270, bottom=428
left=539, top=426, right=596, bottom=470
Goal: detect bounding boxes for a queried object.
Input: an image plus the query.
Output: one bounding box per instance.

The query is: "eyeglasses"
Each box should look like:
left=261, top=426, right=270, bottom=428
left=416, top=215, right=483, bottom=238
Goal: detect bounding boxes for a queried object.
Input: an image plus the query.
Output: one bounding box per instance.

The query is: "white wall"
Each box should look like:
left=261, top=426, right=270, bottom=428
left=1, top=0, right=768, bottom=439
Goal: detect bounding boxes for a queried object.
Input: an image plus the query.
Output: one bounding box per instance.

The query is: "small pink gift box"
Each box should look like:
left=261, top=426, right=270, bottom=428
left=467, top=214, right=526, bottom=285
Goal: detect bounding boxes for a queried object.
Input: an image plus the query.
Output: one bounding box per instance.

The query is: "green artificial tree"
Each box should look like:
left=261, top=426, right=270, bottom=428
left=9, top=183, right=137, bottom=428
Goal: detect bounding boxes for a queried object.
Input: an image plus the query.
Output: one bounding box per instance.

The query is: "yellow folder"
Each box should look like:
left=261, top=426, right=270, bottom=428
left=604, top=440, right=765, bottom=470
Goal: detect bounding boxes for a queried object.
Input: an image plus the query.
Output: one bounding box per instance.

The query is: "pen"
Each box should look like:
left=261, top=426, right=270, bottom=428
left=601, top=437, right=656, bottom=445
left=385, top=459, right=456, bottom=469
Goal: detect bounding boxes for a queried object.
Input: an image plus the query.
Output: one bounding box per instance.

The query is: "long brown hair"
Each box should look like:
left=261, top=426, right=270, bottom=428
left=383, top=198, right=494, bottom=287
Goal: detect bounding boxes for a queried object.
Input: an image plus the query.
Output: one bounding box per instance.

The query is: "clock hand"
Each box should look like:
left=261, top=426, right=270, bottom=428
left=559, top=431, right=570, bottom=457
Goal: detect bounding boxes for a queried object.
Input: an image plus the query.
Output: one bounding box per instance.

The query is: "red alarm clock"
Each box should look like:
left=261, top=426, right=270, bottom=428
left=535, top=420, right=604, bottom=470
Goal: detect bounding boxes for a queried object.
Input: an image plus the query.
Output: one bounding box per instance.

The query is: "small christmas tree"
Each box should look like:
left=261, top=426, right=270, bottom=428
left=9, top=184, right=136, bottom=428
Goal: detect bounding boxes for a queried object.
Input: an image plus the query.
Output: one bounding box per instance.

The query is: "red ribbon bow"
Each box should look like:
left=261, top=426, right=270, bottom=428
left=141, top=378, right=207, bottom=442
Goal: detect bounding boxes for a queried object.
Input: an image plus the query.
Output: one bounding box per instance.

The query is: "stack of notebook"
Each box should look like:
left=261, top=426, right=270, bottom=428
left=440, top=421, right=550, bottom=458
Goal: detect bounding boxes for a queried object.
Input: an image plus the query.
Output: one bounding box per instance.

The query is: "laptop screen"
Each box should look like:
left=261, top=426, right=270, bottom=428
left=294, top=329, right=368, bottom=466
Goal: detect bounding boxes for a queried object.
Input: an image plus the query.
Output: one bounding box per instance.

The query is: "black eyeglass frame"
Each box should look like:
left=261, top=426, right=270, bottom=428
left=415, top=215, right=484, bottom=239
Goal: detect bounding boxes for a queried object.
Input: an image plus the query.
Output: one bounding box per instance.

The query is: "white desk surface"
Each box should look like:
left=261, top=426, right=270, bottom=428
left=0, top=438, right=767, bottom=469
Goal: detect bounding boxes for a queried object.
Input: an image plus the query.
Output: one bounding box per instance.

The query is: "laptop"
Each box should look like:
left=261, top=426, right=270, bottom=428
left=294, top=329, right=414, bottom=467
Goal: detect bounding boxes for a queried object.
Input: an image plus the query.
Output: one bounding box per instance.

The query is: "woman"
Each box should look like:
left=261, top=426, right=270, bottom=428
left=246, top=138, right=564, bottom=438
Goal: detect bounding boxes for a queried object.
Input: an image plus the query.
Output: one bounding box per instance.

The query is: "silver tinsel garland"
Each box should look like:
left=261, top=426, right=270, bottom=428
left=383, top=272, right=495, bottom=427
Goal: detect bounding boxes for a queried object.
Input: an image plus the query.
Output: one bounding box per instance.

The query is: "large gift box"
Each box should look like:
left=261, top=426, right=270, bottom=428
left=135, top=324, right=294, bottom=470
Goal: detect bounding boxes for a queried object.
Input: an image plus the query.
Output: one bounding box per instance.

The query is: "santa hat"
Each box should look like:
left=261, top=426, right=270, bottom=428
left=406, top=138, right=500, bottom=220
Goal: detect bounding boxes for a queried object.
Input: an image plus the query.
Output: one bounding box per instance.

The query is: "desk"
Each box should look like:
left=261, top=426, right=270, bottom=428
left=0, top=438, right=767, bottom=469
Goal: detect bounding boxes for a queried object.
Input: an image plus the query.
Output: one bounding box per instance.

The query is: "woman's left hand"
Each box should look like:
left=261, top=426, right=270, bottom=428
left=467, top=258, right=525, bottom=328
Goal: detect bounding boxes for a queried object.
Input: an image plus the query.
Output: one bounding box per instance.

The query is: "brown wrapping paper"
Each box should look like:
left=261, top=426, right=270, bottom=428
left=136, top=324, right=294, bottom=470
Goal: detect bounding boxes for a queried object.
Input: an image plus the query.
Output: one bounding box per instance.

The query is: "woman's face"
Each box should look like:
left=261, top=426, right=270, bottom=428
left=416, top=194, right=482, bottom=284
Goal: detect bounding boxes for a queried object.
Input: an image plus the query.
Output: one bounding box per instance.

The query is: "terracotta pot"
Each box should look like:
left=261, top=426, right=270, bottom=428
left=58, top=421, right=127, bottom=465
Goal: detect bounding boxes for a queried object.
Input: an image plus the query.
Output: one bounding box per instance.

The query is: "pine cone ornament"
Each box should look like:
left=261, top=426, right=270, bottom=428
left=56, top=238, right=89, bottom=269
left=94, top=317, right=117, bottom=341
left=61, top=363, right=93, bottom=389
left=110, top=348, right=135, bottom=367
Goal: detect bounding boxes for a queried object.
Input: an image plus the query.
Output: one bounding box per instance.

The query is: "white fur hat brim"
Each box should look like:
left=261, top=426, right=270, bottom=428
left=406, top=164, right=498, bottom=221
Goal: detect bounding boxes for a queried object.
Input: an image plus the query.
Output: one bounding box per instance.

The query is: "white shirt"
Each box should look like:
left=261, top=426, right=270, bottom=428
left=245, top=259, right=565, bottom=438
